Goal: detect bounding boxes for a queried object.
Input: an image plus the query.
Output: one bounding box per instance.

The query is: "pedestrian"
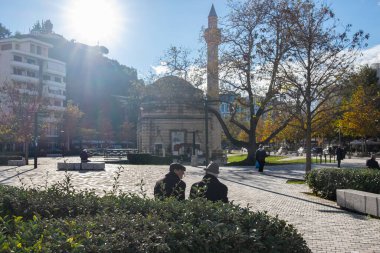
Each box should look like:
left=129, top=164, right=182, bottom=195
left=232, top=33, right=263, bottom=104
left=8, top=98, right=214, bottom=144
left=336, top=146, right=345, bottom=168
left=154, top=163, right=186, bottom=201
left=255, top=144, right=268, bottom=172
left=366, top=154, right=380, bottom=169
left=190, top=161, right=228, bottom=203
left=80, top=149, right=90, bottom=162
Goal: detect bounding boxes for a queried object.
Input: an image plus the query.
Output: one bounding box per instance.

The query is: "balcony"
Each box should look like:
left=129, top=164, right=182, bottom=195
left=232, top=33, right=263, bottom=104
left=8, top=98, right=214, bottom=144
left=46, top=105, right=66, bottom=111
left=44, top=66, right=66, bottom=76
left=10, top=60, right=39, bottom=71
left=44, top=80, right=66, bottom=89
left=10, top=74, right=39, bottom=84
left=42, top=91, right=66, bottom=100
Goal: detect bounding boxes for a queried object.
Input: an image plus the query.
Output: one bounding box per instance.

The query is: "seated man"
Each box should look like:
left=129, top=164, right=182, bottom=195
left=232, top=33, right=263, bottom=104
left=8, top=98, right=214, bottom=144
left=366, top=154, right=380, bottom=169
left=190, top=162, right=228, bottom=203
left=154, top=163, right=186, bottom=201
left=80, top=149, right=90, bottom=162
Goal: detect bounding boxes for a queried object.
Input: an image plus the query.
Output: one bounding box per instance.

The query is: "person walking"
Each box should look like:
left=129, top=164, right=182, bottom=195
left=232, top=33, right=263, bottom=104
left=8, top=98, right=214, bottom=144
left=336, top=146, right=345, bottom=168
left=190, top=162, right=228, bottom=203
left=255, top=144, right=268, bottom=172
left=366, top=154, right=380, bottom=169
left=154, top=163, right=186, bottom=200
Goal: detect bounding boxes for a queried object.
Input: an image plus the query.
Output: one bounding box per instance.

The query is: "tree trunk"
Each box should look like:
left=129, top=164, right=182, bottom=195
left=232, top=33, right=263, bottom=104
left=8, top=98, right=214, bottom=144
left=305, top=101, right=312, bottom=173
left=24, top=141, right=29, bottom=165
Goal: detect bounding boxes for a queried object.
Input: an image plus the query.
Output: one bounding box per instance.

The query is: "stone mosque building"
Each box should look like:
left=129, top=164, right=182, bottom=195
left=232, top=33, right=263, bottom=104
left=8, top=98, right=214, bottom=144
left=137, top=5, right=223, bottom=162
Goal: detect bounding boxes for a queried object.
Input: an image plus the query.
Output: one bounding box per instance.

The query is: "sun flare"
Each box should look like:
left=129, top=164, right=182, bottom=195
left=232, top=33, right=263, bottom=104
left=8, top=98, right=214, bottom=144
left=65, top=0, right=123, bottom=45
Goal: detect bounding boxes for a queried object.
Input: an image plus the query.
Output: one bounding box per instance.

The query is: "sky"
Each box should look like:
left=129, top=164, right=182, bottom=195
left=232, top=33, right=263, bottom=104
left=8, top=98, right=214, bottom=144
left=1, top=0, right=380, bottom=78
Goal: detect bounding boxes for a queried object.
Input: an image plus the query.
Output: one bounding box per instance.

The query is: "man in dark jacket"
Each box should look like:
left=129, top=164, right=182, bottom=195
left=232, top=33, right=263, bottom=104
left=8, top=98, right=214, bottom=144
left=255, top=144, right=268, bottom=172
left=336, top=146, right=345, bottom=168
left=154, top=163, right=186, bottom=200
left=366, top=154, right=380, bottom=169
left=190, top=162, right=228, bottom=203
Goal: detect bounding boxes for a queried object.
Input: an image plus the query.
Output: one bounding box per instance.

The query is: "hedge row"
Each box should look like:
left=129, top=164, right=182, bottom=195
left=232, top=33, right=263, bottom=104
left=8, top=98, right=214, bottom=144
left=127, top=153, right=173, bottom=165
left=0, top=183, right=311, bottom=252
left=306, top=168, right=380, bottom=200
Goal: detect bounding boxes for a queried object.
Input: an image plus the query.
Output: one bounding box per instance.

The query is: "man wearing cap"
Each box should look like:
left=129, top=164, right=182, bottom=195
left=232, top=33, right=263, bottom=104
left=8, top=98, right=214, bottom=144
left=255, top=144, right=268, bottom=172
left=154, top=163, right=186, bottom=200
left=190, top=162, right=228, bottom=203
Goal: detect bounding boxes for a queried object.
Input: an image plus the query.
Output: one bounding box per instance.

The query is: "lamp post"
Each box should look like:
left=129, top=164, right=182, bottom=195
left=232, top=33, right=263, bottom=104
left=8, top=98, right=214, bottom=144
left=33, top=112, right=38, bottom=168
left=204, top=96, right=209, bottom=166
left=60, top=130, right=65, bottom=157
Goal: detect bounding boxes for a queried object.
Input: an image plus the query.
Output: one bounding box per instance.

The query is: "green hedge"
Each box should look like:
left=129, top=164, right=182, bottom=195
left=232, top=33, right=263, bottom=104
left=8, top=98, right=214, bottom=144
left=0, top=184, right=311, bottom=252
left=0, top=156, right=23, bottom=165
left=127, top=153, right=173, bottom=165
left=306, top=168, right=380, bottom=200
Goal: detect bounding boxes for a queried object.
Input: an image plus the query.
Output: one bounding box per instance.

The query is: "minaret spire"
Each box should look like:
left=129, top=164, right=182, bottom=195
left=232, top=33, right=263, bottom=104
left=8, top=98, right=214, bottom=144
left=204, top=4, right=222, bottom=155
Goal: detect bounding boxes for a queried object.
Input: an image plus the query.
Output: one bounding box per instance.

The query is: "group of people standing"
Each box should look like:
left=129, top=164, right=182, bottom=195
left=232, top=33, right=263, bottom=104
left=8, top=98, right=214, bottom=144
left=154, top=161, right=229, bottom=203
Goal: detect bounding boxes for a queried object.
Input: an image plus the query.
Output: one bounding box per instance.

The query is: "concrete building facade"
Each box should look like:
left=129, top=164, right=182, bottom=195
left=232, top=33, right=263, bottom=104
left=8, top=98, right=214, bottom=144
left=0, top=37, right=66, bottom=150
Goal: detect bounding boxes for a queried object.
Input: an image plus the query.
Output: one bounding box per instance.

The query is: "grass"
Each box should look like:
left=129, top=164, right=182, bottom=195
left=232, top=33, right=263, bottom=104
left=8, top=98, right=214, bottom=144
left=227, top=154, right=321, bottom=165
left=286, top=179, right=306, bottom=184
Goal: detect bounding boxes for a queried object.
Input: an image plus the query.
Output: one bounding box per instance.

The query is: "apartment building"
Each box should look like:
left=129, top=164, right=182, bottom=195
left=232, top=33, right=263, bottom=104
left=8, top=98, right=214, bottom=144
left=0, top=37, right=66, bottom=151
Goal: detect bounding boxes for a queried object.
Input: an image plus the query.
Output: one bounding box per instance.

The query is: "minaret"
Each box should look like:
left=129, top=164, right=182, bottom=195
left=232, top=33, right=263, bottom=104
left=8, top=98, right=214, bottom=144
left=204, top=4, right=222, bottom=156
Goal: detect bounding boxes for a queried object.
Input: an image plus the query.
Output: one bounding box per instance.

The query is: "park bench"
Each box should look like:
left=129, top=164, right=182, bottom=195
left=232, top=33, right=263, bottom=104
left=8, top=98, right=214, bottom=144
left=8, top=158, right=26, bottom=166
left=57, top=162, right=105, bottom=171
left=337, top=189, right=380, bottom=217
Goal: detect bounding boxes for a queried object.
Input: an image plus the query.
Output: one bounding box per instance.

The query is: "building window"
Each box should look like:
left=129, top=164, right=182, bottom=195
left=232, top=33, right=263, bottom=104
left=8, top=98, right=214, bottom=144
left=36, top=46, right=41, bottom=55
left=54, top=101, right=61, bottom=107
left=43, top=75, right=50, bottom=81
left=1, top=44, right=12, bottom=50
left=13, top=55, right=22, bottom=62
left=15, top=44, right=20, bottom=50
left=54, top=77, right=61, bottom=83
left=27, top=71, right=36, bottom=78
left=30, top=44, right=36, bottom=54
left=13, top=68, right=23, bottom=75
left=27, top=58, right=36, bottom=65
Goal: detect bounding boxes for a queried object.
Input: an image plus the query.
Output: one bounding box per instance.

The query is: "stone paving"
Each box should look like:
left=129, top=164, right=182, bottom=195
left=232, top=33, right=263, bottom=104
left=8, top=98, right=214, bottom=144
left=0, top=156, right=379, bottom=253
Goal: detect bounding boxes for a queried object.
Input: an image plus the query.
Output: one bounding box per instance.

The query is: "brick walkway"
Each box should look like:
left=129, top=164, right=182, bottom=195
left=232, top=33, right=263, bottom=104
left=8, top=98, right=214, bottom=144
left=0, top=157, right=379, bottom=253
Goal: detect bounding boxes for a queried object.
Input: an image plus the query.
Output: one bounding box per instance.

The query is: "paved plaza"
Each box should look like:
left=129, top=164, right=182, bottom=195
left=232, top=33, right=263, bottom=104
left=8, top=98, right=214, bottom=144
left=0, top=156, right=379, bottom=253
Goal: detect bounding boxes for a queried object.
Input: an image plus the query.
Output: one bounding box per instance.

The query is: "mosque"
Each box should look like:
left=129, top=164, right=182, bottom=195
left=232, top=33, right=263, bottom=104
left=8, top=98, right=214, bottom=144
left=137, top=5, right=223, bottom=162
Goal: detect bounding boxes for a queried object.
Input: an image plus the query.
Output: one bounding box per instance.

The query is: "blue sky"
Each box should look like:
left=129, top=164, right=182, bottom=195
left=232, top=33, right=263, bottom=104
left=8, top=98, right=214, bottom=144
left=1, top=0, right=379, bottom=77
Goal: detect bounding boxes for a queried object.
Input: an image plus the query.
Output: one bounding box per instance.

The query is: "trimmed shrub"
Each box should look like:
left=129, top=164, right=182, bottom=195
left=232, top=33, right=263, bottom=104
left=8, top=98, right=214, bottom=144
left=0, top=156, right=23, bottom=165
left=306, top=168, right=380, bottom=200
left=0, top=185, right=311, bottom=252
left=127, top=153, right=173, bottom=165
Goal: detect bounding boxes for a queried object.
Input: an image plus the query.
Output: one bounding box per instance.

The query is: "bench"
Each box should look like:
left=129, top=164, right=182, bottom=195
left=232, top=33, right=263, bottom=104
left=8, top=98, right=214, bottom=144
left=8, top=158, right=26, bottom=166
left=57, top=162, right=105, bottom=171
left=336, top=189, right=380, bottom=217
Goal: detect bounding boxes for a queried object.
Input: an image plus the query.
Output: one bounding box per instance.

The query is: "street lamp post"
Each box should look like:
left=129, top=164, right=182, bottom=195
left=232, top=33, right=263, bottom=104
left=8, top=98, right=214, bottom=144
left=204, top=96, right=209, bottom=166
left=33, top=112, right=38, bottom=169
left=61, top=130, right=65, bottom=157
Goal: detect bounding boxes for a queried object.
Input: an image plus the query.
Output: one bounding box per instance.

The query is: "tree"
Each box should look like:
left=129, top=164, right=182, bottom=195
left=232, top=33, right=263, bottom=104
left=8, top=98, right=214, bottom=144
left=63, top=100, right=84, bottom=151
left=159, top=46, right=206, bottom=88
left=0, top=81, right=44, bottom=164
left=207, top=0, right=295, bottom=163
left=0, top=23, right=11, bottom=38
left=279, top=0, right=368, bottom=172
left=338, top=85, right=380, bottom=139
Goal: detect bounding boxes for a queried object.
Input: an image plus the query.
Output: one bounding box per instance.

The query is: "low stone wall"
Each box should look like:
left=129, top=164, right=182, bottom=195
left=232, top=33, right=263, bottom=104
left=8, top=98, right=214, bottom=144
left=337, top=189, right=380, bottom=217
left=57, top=162, right=105, bottom=171
left=8, top=158, right=26, bottom=166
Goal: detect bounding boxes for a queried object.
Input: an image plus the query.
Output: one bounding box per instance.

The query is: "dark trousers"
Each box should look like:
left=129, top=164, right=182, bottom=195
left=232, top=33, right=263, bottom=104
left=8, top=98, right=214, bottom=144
left=337, top=159, right=341, bottom=168
left=258, top=161, right=265, bottom=172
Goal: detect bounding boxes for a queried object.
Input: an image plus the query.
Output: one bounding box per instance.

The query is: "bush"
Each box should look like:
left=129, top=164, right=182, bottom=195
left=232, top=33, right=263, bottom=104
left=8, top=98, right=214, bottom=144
left=127, top=153, right=173, bottom=165
left=0, top=156, right=23, bottom=165
left=0, top=184, right=311, bottom=252
left=306, top=168, right=380, bottom=200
